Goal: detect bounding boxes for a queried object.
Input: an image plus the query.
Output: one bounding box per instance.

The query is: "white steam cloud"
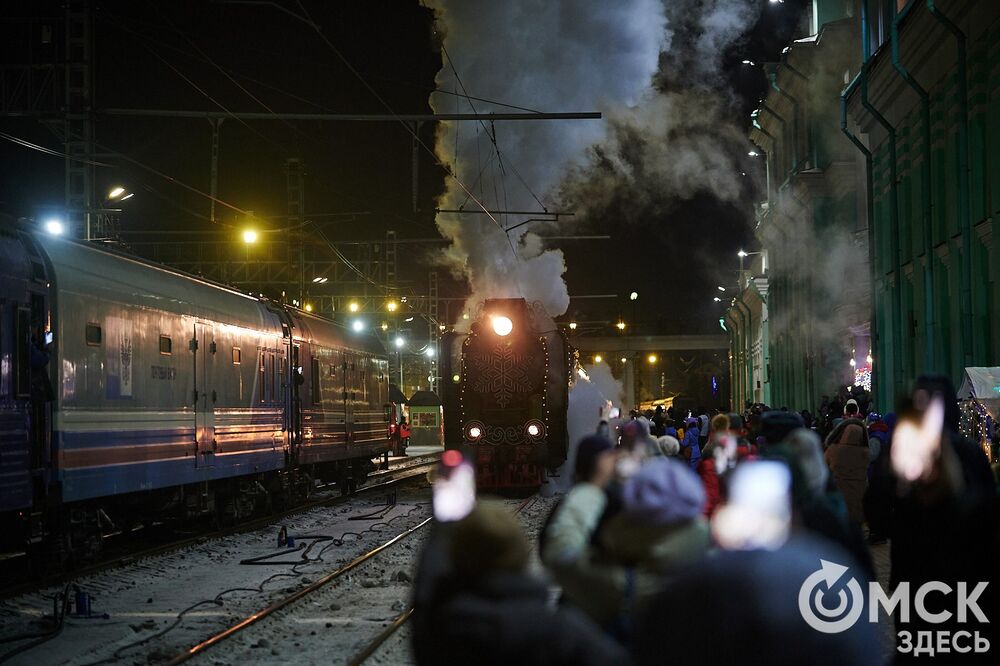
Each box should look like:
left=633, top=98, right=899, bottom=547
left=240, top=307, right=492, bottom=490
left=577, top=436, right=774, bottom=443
left=422, top=0, right=666, bottom=318
left=423, top=0, right=762, bottom=318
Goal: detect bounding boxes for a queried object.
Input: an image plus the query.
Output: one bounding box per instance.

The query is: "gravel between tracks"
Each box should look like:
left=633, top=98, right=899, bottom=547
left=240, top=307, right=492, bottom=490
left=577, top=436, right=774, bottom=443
left=0, top=490, right=558, bottom=666
left=195, top=494, right=559, bottom=666
left=0, top=486, right=431, bottom=666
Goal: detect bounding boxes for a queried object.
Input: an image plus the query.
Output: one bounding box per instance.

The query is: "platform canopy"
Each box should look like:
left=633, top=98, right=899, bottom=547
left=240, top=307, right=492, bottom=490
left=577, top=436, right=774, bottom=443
left=958, top=367, right=1000, bottom=418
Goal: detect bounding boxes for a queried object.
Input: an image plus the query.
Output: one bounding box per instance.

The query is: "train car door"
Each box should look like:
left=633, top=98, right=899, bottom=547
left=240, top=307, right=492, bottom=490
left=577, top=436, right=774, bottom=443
left=342, top=351, right=354, bottom=445
left=193, top=322, right=216, bottom=466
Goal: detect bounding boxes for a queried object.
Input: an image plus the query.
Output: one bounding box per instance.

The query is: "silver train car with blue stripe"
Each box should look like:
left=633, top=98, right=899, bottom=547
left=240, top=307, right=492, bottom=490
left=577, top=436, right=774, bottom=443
left=0, top=223, right=392, bottom=558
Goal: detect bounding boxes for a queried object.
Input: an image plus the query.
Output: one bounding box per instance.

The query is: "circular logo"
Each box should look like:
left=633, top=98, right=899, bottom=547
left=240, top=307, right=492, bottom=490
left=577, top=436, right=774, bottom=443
left=798, top=559, right=864, bottom=634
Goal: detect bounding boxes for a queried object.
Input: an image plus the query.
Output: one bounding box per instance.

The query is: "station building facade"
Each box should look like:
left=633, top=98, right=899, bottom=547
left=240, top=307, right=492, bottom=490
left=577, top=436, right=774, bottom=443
left=730, top=1, right=870, bottom=412
left=730, top=0, right=999, bottom=413
left=843, top=0, right=1000, bottom=409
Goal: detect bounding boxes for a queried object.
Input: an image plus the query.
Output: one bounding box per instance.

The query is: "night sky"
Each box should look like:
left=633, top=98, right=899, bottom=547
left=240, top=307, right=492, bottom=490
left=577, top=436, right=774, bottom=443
left=0, top=0, right=807, bottom=336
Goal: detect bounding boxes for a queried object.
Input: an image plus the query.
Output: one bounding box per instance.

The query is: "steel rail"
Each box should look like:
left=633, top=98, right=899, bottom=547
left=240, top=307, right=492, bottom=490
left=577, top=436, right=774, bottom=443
left=0, top=457, right=438, bottom=602
left=166, top=517, right=434, bottom=665
left=343, top=494, right=540, bottom=665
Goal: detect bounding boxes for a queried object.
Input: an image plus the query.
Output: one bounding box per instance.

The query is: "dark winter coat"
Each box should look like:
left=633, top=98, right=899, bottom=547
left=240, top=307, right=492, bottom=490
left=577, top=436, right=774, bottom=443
left=423, top=572, right=628, bottom=665
left=413, top=524, right=628, bottom=665
left=633, top=536, right=881, bottom=666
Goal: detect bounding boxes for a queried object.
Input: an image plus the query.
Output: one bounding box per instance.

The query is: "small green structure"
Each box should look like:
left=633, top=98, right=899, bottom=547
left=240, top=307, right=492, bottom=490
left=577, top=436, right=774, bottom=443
left=407, top=390, right=443, bottom=448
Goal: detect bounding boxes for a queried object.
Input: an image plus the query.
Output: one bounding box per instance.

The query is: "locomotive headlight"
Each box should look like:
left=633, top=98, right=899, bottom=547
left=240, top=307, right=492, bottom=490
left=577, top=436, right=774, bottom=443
left=491, top=315, right=513, bottom=336
left=525, top=420, right=545, bottom=440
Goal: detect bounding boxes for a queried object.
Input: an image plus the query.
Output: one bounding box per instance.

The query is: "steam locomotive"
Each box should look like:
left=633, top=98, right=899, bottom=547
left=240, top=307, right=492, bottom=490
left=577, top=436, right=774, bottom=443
left=0, top=224, right=392, bottom=558
left=440, top=298, right=575, bottom=491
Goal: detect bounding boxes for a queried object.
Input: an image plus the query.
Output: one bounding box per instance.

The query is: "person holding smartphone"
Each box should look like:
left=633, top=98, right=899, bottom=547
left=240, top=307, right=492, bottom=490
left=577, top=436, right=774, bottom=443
left=888, top=376, right=998, bottom=659
left=411, top=453, right=626, bottom=664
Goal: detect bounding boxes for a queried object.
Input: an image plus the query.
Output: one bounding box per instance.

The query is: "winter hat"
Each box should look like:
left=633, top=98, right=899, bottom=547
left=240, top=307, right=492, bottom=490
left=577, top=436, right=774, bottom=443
left=657, top=435, right=680, bottom=457
left=450, top=502, right=529, bottom=578
left=760, top=410, right=804, bottom=446
left=575, top=434, right=614, bottom=482
left=621, top=458, right=705, bottom=525
left=844, top=399, right=860, bottom=414
left=781, top=428, right=828, bottom=497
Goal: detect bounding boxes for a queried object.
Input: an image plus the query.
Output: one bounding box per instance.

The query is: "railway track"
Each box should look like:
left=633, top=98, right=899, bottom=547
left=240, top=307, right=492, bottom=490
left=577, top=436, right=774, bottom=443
left=0, top=454, right=440, bottom=603
left=167, top=494, right=540, bottom=666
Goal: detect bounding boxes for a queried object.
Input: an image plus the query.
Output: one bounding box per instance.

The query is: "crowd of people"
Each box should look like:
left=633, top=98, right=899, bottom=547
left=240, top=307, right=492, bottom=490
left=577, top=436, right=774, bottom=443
left=411, top=375, right=999, bottom=664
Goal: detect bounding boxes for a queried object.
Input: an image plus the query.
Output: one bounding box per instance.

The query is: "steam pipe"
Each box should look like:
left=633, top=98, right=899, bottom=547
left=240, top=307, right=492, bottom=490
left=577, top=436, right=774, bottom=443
left=841, top=72, right=880, bottom=405
left=858, top=0, right=904, bottom=397
left=926, top=0, right=972, bottom=369
left=891, top=1, right=937, bottom=373
left=768, top=68, right=799, bottom=173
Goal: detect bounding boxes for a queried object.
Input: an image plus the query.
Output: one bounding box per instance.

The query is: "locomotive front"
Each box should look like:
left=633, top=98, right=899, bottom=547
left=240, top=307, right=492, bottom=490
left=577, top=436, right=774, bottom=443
left=450, top=298, right=556, bottom=490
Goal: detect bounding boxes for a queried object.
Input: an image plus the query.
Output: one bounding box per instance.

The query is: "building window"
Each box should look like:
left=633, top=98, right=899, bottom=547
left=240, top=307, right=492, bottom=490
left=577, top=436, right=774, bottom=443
left=233, top=347, right=241, bottom=364
left=85, top=323, right=102, bottom=346
left=159, top=335, right=172, bottom=355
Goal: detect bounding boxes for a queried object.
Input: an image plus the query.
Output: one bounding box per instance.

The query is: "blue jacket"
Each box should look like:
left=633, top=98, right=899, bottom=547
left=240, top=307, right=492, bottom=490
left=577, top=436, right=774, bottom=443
left=682, top=426, right=701, bottom=470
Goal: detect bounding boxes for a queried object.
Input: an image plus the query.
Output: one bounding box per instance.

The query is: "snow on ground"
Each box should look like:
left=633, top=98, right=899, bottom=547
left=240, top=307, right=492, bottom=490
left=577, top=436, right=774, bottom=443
left=1, top=484, right=560, bottom=666
left=0, top=487, right=431, bottom=666
left=189, top=495, right=560, bottom=665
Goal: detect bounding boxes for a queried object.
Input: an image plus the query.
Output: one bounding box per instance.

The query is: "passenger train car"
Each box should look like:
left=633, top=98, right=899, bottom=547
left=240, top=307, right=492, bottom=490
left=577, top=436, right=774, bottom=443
left=440, top=298, right=574, bottom=491
left=0, top=223, right=391, bottom=557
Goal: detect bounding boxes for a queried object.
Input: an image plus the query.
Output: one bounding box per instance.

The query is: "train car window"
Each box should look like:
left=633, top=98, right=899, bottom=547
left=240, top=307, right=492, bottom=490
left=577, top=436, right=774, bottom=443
left=311, top=357, right=320, bottom=404
left=16, top=309, right=30, bottom=397
left=232, top=347, right=241, bottom=364
left=159, top=335, right=172, bottom=355
left=85, top=322, right=102, bottom=346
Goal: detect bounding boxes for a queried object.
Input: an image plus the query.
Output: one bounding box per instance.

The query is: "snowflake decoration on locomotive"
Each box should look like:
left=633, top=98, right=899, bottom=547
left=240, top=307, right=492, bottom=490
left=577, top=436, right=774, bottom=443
left=468, top=345, right=535, bottom=409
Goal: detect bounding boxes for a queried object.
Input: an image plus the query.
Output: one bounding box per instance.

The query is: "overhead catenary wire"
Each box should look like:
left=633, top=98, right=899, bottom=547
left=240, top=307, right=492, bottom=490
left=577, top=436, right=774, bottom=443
left=0, top=131, right=112, bottom=167
left=240, top=0, right=508, bottom=238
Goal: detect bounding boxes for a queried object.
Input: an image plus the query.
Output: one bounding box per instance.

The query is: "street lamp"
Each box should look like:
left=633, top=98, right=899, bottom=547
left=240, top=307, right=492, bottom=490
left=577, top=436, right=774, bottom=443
left=629, top=291, right=638, bottom=301
left=737, top=249, right=763, bottom=280
left=242, top=229, right=258, bottom=244
left=351, top=319, right=365, bottom=332
left=380, top=322, right=389, bottom=331
left=713, top=297, right=722, bottom=302
left=616, top=321, right=626, bottom=332
left=387, top=300, right=398, bottom=313
left=108, top=186, right=126, bottom=199
left=594, top=355, right=603, bottom=364
left=717, top=286, right=726, bottom=291
left=304, top=303, right=313, bottom=312
left=647, top=354, right=658, bottom=364
left=348, top=301, right=359, bottom=313
left=394, top=336, right=405, bottom=349
left=569, top=322, right=577, bottom=330
left=43, top=218, right=65, bottom=236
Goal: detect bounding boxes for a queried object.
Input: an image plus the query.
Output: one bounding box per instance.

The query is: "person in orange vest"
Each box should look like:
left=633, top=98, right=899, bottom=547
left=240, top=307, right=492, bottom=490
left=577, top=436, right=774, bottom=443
left=399, top=415, right=412, bottom=455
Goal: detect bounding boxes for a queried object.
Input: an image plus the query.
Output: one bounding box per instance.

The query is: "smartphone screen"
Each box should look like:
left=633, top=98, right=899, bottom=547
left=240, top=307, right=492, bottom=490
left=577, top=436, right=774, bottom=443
left=44, top=331, right=53, bottom=345
left=433, top=456, right=476, bottom=522
left=712, top=461, right=791, bottom=550
left=608, top=407, right=621, bottom=419
left=891, top=395, right=944, bottom=482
